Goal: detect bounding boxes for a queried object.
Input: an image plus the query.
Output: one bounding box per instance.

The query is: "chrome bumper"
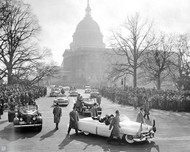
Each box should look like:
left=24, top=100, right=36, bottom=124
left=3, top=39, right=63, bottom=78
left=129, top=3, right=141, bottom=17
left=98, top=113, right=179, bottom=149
left=14, top=124, right=42, bottom=128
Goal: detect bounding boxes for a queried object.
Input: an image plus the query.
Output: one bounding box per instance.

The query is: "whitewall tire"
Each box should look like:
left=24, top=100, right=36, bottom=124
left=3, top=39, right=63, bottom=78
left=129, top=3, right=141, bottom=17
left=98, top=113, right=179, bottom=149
left=123, top=135, right=134, bottom=144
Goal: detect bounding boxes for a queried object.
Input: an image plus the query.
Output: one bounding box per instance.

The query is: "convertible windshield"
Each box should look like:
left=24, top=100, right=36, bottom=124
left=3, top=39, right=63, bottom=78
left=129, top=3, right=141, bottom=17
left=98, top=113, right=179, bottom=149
left=19, top=105, right=37, bottom=111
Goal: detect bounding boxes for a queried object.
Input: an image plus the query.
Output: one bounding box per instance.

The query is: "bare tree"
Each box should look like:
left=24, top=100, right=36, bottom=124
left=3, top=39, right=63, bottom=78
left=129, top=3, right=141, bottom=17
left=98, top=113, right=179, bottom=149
left=0, top=0, right=45, bottom=84
left=109, top=13, right=155, bottom=88
left=168, top=33, right=190, bottom=90
left=141, top=33, right=175, bottom=90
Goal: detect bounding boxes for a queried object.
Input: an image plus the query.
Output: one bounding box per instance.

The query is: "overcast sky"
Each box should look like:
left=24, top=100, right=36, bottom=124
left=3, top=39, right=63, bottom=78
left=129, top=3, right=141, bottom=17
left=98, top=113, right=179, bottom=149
left=22, top=0, right=190, bottom=65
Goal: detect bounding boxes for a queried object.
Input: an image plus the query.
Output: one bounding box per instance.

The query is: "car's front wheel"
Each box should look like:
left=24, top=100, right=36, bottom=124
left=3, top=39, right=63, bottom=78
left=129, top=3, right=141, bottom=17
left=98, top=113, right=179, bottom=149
left=123, top=135, right=134, bottom=144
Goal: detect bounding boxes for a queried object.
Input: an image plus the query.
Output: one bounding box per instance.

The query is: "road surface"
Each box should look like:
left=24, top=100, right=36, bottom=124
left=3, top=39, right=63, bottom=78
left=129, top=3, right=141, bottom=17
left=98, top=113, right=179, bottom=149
left=0, top=89, right=190, bottom=152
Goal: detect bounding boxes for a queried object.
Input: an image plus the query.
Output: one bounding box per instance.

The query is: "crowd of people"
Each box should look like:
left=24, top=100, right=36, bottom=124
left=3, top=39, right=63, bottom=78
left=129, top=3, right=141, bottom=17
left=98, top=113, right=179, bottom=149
left=0, top=84, right=47, bottom=119
left=100, top=86, right=190, bottom=112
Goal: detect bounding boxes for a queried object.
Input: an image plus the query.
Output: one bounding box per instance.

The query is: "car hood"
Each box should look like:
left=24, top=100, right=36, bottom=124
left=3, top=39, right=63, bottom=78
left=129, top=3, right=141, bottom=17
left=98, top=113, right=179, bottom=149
left=120, top=119, right=152, bottom=133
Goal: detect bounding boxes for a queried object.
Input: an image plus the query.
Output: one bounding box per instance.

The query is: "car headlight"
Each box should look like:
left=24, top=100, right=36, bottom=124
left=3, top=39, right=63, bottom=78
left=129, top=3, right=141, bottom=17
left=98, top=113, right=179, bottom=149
left=37, top=116, right=42, bottom=123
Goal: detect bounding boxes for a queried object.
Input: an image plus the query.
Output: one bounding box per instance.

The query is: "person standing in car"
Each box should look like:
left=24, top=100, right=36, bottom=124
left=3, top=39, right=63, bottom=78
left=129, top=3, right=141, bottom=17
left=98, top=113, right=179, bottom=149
left=91, top=103, right=98, bottom=118
left=53, top=103, right=62, bottom=130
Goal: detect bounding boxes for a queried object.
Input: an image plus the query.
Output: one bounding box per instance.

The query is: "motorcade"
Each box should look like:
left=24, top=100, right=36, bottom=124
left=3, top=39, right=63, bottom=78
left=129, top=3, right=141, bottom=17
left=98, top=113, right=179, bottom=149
left=76, top=97, right=102, bottom=116
left=53, top=94, right=69, bottom=106
left=78, top=115, right=156, bottom=144
left=50, top=88, right=61, bottom=97
left=11, top=104, right=42, bottom=131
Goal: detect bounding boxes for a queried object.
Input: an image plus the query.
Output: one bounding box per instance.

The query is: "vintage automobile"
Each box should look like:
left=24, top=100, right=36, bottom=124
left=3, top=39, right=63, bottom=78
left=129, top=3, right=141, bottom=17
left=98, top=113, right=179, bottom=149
left=50, top=88, right=61, bottom=97
left=77, top=97, right=102, bottom=116
left=90, top=89, right=100, bottom=99
left=84, top=85, right=91, bottom=93
left=69, top=89, right=78, bottom=97
left=13, top=104, right=42, bottom=131
left=62, top=86, right=70, bottom=91
left=53, top=94, right=69, bottom=106
left=78, top=115, right=156, bottom=144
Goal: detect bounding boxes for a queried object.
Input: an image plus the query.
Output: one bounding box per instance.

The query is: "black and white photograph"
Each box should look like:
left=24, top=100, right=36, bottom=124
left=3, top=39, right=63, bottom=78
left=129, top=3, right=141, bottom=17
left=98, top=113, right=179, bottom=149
left=0, top=0, right=190, bottom=152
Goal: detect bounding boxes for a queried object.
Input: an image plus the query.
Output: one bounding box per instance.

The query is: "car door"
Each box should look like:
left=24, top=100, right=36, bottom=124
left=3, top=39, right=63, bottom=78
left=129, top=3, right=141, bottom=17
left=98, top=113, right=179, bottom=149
left=78, top=118, right=98, bottom=135
left=97, top=122, right=111, bottom=137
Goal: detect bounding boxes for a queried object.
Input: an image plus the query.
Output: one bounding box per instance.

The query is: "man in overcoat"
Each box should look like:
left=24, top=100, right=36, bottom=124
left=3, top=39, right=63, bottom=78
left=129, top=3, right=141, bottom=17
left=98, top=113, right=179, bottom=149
left=67, top=106, right=79, bottom=136
left=53, top=103, right=62, bottom=130
left=107, top=110, right=122, bottom=144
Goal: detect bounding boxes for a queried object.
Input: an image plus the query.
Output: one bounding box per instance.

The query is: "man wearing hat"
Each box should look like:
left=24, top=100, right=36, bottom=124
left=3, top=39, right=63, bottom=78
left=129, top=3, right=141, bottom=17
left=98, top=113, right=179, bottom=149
left=53, top=102, right=62, bottom=130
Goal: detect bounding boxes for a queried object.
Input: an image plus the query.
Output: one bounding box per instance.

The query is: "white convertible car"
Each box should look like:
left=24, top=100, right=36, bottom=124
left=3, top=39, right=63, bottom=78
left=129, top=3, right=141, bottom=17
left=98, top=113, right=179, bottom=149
left=78, top=115, right=156, bottom=144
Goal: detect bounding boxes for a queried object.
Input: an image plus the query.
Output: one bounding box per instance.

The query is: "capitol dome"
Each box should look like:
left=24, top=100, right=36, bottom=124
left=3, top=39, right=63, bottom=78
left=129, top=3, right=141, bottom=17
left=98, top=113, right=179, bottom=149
left=70, top=1, right=105, bottom=49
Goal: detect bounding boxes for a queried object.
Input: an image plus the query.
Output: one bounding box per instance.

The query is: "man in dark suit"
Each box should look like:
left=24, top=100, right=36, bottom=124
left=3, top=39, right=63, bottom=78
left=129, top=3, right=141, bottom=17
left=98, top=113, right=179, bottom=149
left=67, top=106, right=79, bottom=136
left=53, top=103, right=62, bottom=130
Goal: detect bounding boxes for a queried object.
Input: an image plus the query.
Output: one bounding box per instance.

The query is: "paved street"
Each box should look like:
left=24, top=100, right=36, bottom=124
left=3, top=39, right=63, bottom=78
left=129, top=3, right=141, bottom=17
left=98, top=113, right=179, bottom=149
left=0, top=89, right=190, bottom=152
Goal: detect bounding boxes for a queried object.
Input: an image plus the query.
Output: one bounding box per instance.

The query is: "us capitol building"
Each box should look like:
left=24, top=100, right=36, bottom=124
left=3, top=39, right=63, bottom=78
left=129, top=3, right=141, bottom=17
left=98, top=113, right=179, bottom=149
left=62, top=1, right=111, bottom=87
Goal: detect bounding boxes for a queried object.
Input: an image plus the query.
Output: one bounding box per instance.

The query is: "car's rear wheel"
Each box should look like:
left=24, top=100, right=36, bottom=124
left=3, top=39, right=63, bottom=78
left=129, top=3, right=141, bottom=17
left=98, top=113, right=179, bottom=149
left=123, top=135, right=134, bottom=144
left=83, top=132, right=89, bottom=135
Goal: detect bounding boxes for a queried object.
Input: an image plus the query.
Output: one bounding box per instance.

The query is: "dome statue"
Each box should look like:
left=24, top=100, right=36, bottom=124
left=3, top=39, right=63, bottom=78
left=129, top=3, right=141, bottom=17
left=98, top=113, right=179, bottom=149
left=70, top=0, right=105, bottom=49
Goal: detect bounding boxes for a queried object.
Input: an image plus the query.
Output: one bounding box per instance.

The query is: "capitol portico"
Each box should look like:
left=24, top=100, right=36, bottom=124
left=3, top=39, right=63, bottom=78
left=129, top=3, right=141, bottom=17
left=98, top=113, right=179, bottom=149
left=62, top=1, right=111, bottom=87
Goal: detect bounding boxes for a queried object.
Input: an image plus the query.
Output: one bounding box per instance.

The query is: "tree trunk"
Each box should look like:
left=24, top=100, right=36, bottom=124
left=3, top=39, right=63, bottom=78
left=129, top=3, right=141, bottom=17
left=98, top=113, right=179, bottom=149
left=157, top=73, right=161, bottom=90
left=7, top=67, right=13, bottom=85
left=133, top=68, right=137, bottom=88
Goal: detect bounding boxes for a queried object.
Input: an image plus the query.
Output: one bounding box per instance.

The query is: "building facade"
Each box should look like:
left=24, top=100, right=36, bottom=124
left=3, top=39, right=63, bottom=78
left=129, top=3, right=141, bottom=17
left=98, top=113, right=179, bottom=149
left=62, top=1, right=110, bottom=87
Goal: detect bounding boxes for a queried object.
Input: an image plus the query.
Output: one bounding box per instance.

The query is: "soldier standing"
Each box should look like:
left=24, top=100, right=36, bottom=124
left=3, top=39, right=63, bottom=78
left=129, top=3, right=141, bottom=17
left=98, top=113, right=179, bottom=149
left=53, top=103, right=62, bottom=130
